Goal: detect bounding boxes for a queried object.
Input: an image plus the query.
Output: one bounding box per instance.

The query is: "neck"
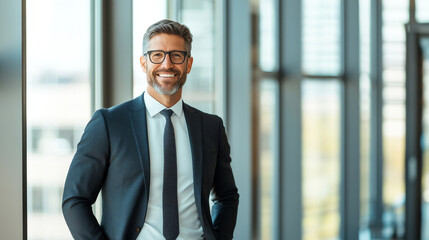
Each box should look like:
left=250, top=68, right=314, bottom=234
left=147, top=86, right=182, bottom=108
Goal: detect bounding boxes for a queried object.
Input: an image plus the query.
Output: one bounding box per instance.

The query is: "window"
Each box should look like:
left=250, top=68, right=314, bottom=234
left=302, top=0, right=342, bottom=239
left=302, top=0, right=341, bottom=76
left=26, top=0, right=92, bottom=239
left=257, top=79, right=279, bottom=240
left=258, top=0, right=278, bottom=72
left=416, top=0, right=429, bottom=23
left=254, top=0, right=280, bottom=239
left=359, top=0, right=372, bottom=237
left=381, top=1, right=408, bottom=236
left=302, top=80, right=341, bottom=240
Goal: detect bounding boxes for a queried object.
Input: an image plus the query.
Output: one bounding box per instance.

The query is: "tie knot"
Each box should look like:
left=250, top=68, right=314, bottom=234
left=160, top=109, right=174, bottom=119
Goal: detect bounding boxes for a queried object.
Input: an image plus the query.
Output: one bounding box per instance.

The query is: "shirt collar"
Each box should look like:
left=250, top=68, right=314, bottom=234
left=144, top=91, right=183, bottom=118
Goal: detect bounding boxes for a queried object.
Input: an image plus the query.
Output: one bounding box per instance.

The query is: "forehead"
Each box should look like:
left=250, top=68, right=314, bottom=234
left=148, top=33, right=186, bottom=50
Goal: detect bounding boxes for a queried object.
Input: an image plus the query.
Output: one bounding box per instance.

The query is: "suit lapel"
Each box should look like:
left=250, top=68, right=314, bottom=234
left=183, top=103, right=204, bottom=219
left=129, top=94, right=151, bottom=193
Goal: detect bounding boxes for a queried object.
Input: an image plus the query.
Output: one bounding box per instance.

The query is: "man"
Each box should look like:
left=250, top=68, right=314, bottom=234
left=62, top=19, right=239, bottom=240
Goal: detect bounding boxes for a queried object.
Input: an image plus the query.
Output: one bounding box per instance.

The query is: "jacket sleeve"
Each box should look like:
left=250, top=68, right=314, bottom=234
left=211, top=119, right=239, bottom=240
left=62, top=110, right=109, bottom=240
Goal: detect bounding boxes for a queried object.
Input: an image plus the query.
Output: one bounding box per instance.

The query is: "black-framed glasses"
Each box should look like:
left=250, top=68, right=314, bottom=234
left=144, top=50, right=189, bottom=64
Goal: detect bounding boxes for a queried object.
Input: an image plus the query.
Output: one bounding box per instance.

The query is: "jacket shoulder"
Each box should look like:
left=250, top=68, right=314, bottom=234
left=184, top=103, right=223, bottom=124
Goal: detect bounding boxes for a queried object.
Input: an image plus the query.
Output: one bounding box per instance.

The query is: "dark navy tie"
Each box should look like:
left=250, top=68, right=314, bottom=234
left=160, top=109, right=179, bottom=240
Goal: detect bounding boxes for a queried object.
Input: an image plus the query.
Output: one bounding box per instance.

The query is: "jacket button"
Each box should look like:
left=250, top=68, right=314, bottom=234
left=135, top=227, right=141, bottom=232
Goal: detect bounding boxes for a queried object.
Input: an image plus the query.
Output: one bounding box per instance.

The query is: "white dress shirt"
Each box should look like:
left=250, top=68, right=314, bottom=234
left=137, top=92, right=203, bottom=240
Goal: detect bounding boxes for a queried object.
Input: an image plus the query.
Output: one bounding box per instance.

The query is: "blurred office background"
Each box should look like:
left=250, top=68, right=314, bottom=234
left=1, top=0, right=429, bottom=239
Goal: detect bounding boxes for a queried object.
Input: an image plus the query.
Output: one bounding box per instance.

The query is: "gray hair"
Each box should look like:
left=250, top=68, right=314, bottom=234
left=142, top=19, right=193, bottom=56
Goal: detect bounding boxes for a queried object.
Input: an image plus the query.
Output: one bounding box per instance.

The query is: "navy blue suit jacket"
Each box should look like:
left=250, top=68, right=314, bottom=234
left=62, top=94, right=239, bottom=240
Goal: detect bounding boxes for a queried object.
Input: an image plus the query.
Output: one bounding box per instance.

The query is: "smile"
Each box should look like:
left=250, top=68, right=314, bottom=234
left=157, top=73, right=176, bottom=78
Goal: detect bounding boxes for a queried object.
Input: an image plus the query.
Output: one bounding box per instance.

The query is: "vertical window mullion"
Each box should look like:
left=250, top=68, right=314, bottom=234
left=281, top=0, right=303, bottom=239
left=342, top=0, right=361, bottom=239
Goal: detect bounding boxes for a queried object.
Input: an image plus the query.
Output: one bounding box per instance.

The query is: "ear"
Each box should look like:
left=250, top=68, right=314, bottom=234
left=186, top=56, right=193, bottom=74
left=140, top=55, right=147, bottom=73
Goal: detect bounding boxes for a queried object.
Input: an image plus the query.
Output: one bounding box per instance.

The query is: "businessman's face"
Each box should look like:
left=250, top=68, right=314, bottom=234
left=140, top=33, right=193, bottom=96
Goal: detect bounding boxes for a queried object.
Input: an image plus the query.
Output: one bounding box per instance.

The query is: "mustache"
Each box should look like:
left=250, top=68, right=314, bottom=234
left=154, top=69, right=180, bottom=74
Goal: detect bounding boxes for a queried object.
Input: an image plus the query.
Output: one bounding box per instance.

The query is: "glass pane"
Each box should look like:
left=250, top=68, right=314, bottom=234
left=302, top=79, right=341, bottom=240
left=258, top=0, right=278, bottom=72
left=180, top=0, right=217, bottom=114
left=302, top=0, right=341, bottom=76
left=381, top=1, right=408, bottom=237
left=133, top=0, right=167, bottom=98
left=421, top=38, right=429, bottom=240
left=359, top=0, right=371, bottom=238
left=359, top=74, right=372, bottom=238
left=26, top=0, right=91, bottom=239
left=257, top=79, right=278, bottom=240
left=416, top=0, right=429, bottom=23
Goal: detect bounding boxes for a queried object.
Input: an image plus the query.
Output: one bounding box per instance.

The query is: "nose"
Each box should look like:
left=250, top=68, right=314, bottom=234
left=161, top=53, right=174, bottom=68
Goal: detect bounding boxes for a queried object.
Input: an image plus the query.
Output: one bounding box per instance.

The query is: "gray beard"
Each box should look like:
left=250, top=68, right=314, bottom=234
left=152, top=80, right=181, bottom=95
left=148, top=72, right=186, bottom=95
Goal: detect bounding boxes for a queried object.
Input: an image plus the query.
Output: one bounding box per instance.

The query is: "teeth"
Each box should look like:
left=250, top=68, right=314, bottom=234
left=158, top=74, right=175, bottom=77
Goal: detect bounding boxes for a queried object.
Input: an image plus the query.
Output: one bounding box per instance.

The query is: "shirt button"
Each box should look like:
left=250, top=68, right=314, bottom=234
left=135, top=227, right=141, bottom=232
